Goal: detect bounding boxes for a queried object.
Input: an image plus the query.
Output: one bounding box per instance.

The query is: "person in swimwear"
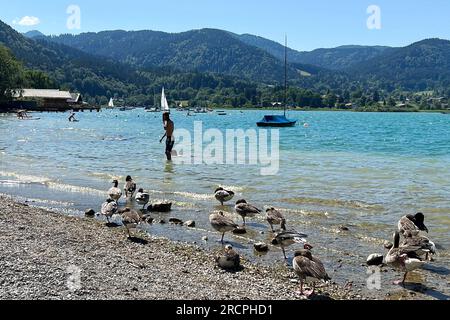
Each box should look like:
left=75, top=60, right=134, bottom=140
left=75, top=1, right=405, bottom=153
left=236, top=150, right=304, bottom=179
left=160, top=112, right=175, bottom=161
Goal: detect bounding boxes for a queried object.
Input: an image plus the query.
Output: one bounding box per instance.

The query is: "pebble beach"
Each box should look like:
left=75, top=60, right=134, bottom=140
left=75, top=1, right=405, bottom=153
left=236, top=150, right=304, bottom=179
left=0, top=196, right=372, bottom=301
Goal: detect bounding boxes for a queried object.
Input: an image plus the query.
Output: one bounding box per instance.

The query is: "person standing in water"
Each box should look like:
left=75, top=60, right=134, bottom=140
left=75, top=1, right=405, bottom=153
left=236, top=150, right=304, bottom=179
left=160, top=112, right=175, bottom=161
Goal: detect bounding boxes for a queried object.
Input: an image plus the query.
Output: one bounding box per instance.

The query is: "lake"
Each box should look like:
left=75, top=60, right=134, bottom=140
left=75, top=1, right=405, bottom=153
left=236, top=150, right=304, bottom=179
left=1, top=109, right=449, bottom=299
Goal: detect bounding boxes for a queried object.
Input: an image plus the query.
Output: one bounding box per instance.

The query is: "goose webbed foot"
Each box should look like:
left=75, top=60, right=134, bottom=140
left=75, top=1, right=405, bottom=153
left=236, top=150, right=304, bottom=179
left=393, top=280, right=404, bottom=286
left=125, top=227, right=132, bottom=239
left=303, top=288, right=315, bottom=298
left=295, top=282, right=311, bottom=298
left=393, top=273, right=407, bottom=286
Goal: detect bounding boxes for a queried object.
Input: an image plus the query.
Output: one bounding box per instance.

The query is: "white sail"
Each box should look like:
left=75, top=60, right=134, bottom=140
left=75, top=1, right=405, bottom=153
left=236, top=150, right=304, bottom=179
left=108, top=98, right=114, bottom=108
left=161, top=87, right=170, bottom=113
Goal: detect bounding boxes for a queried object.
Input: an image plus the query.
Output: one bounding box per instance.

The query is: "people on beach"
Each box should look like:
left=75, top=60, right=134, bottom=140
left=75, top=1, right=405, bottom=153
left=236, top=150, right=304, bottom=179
left=160, top=112, right=175, bottom=161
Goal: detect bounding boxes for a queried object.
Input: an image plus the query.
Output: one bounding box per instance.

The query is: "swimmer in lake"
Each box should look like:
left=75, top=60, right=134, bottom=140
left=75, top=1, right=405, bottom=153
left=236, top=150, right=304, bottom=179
left=68, top=112, right=77, bottom=122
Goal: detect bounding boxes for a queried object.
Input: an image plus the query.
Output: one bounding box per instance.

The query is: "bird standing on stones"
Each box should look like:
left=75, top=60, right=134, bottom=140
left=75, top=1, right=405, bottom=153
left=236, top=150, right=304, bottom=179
left=234, top=199, right=261, bottom=226
left=398, top=212, right=429, bottom=236
left=135, top=188, right=150, bottom=210
left=216, top=245, right=240, bottom=270
left=401, top=230, right=436, bottom=261
left=108, top=180, right=122, bottom=202
left=385, top=231, right=426, bottom=286
left=214, top=187, right=235, bottom=206
left=209, top=211, right=239, bottom=244
left=118, top=208, right=143, bottom=238
left=124, top=175, right=137, bottom=199
left=101, top=198, right=118, bottom=223
left=293, top=245, right=331, bottom=297
left=266, top=207, right=286, bottom=232
left=271, top=231, right=308, bottom=260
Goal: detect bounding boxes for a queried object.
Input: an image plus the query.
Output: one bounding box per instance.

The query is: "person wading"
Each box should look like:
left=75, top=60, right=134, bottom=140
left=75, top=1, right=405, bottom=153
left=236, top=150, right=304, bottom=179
left=160, top=112, right=175, bottom=161
left=68, top=112, right=77, bottom=122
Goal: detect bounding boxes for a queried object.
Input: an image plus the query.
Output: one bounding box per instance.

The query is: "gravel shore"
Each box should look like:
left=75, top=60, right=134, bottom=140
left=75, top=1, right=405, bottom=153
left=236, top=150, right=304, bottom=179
left=0, top=196, right=368, bottom=300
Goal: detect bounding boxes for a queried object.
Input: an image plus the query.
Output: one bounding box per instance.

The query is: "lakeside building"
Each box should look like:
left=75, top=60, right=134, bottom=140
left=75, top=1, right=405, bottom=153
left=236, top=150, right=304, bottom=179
left=11, top=89, right=97, bottom=112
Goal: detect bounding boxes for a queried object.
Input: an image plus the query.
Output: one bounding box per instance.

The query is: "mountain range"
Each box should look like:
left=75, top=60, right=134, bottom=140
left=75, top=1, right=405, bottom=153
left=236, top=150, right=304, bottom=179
left=43, top=28, right=450, bottom=91
left=1, top=19, right=449, bottom=108
left=234, top=33, right=393, bottom=70
left=46, top=28, right=316, bottom=83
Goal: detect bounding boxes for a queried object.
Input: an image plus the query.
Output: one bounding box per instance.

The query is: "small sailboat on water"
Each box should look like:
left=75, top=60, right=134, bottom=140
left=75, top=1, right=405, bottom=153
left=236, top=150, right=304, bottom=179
left=257, top=36, right=297, bottom=127
left=106, top=98, right=115, bottom=109
left=161, top=87, right=171, bottom=113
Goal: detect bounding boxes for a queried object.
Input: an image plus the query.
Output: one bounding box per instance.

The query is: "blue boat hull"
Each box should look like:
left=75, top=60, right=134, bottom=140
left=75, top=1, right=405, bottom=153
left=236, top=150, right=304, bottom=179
left=256, top=115, right=297, bottom=127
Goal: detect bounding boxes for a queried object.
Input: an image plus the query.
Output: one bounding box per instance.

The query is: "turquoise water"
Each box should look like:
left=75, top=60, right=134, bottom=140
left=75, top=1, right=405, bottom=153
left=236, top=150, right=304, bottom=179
left=1, top=110, right=449, bottom=299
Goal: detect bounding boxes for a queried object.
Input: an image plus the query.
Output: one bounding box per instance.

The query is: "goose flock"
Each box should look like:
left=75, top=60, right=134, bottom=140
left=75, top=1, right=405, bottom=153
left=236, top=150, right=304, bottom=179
left=98, top=181, right=437, bottom=298
left=101, top=178, right=168, bottom=232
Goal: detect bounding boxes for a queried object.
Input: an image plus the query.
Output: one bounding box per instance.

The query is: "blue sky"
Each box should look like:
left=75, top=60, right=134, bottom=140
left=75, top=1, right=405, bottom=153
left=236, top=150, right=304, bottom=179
left=1, top=0, right=449, bottom=51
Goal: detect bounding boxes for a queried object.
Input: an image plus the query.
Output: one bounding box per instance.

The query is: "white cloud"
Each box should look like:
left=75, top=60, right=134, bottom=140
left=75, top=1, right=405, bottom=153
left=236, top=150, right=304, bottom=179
left=13, top=16, right=41, bottom=27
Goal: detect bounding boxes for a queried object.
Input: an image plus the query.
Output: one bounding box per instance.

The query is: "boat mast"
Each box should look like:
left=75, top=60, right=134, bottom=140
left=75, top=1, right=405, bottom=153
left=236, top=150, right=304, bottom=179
left=284, top=35, right=288, bottom=117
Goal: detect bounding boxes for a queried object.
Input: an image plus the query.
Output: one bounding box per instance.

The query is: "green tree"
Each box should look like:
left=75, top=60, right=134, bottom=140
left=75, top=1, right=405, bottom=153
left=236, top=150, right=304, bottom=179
left=0, top=45, right=23, bottom=106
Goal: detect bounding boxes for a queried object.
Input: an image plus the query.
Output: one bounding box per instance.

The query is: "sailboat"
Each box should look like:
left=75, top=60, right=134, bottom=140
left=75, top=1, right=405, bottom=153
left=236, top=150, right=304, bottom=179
left=161, top=87, right=170, bottom=113
left=257, top=36, right=297, bottom=127
left=108, top=98, right=114, bottom=108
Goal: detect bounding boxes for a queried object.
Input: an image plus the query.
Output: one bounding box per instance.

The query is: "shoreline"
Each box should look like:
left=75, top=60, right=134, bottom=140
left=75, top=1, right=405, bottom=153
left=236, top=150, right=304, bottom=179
left=1, top=108, right=449, bottom=114
left=0, top=195, right=369, bottom=300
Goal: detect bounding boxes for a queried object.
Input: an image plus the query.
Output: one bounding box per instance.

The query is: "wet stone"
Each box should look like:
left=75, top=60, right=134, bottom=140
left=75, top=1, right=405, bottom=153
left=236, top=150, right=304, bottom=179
left=366, top=253, right=384, bottom=266
left=85, top=209, right=96, bottom=217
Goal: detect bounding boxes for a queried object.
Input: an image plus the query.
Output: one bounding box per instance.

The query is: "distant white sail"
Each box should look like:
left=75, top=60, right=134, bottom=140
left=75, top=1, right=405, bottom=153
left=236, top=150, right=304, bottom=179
left=108, top=98, right=114, bottom=108
left=161, top=87, right=170, bottom=113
